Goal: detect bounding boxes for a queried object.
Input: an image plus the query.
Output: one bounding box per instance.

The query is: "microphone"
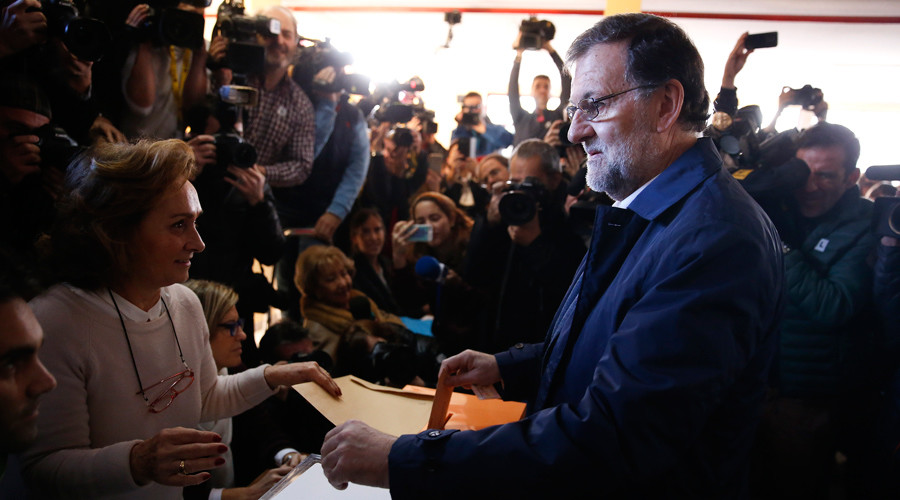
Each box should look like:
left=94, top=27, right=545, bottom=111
left=349, top=296, right=374, bottom=320
left=415, top=256, right=448, bottom=284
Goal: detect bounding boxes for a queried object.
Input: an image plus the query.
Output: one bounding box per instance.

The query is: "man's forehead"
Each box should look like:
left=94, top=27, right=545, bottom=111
left=0, top=299, right=42, bottom=355
left=570, top=42, right=629, bottom=100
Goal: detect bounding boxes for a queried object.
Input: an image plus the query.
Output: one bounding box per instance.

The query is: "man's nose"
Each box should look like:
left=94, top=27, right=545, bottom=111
left=567, top=111, right=595, bottom=144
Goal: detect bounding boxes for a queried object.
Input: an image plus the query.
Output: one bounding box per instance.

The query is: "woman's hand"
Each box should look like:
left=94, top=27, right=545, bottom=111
left=263, top=362, right=342, bottom=397
left=129, top=427, right=226, bottom=487
left=391, top=220, right=416, bottom=269
left=222, top=465, right=293, bottom=500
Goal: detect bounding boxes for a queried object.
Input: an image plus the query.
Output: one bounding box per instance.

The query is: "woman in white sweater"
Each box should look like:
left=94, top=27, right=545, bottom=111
left=22, top=139, right=340, bottom=499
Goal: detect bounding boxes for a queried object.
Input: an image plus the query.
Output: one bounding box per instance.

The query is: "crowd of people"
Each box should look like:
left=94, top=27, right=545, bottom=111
left=0, top=2, right=898, bottom=499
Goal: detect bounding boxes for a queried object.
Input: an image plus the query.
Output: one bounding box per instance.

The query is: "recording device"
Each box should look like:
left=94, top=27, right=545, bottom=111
left=386, top=126, right=414, bottom=148
left=416, top=109, right=438, bottom=135
left=460, top=112, right=480, bottom=127
left=744, top=31, right=778, bottom=50
left=32, top=124, right=84, bottom=171
left=349, top=296, right=375, bottom=320
left=415, top=256, right=447, bottom=284
left=369, top=341, right=418, bottom=387
left=219, top=85, right=259, bottom=107
left=515, top=16, right=555, bottom=51
left=782, top=84, right=824, bottom=110
left=130, top=5, right=205, bottom=49
left=369, top=77, right=427, bottom=124
left=34, top=0, right=111, bottom=61
left=294, top=38, right=371, bottom=96
left=406, top=224, right=434, bottom=243
left=867, top=165, right=900, bottom=238
left=212, top=133, right=257, bottom=170
left=213, top=0, right=280, bottom=75
left=499, top=176, right=550, bottom=225
left=289, top=349, right=334, bottom=373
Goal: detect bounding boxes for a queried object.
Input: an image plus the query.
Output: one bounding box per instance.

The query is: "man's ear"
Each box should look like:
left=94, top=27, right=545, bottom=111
left=846, top=167, right=861, bottom=188
left=654, top=78, right=685, bottom=133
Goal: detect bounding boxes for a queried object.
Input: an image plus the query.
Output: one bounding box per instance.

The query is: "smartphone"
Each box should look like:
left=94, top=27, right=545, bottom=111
left=744, top=31, right=778, bottom=50
left=407, top=224, right=433, bottom=243
left=427, top=153, right=444, bottom=174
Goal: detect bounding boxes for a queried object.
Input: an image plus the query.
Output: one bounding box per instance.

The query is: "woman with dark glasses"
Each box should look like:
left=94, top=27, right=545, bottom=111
left=21, top=140, right=340, bottom=499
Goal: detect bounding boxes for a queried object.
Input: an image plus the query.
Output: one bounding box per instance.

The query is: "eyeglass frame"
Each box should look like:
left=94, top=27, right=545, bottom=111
left=566, top=84, right=657, bottom=122
left=139, top=368, right=195, bottom=414
left=218, top=318, right=245, bottom=337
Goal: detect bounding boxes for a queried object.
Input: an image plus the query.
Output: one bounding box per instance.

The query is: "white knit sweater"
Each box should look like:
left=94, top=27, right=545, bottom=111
left=22, top=284, right=274, bottom=499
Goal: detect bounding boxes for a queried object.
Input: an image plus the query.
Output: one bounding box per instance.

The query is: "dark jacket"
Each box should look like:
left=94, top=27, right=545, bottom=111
left=387, top=138, right=784, bottom=499
left=352, top=253, right=399, bottom=315
left=774, top=188, right=877, bottom=398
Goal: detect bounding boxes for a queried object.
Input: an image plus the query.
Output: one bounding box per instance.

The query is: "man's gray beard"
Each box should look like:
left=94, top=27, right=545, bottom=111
left=585, top=133, right=646, bottom=201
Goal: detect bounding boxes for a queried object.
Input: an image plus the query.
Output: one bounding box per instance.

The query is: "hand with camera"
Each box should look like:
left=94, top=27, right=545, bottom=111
left=391, top=220, right=417, bottom=269
left=186, top=134, right=217, bottom=174
left=722, top=32, right=753, bottom=90
left=543, top=119, right=564, bottom=147
left=89, top=115, right=127, bottom=145
left=225, top=164, right=266, bottom=207
left=0, top=0, right=47, bottom=58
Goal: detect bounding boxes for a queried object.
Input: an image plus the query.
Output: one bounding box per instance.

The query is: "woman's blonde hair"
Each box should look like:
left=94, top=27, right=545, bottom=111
left=184, top=279, right=239, bottom=339
left=294, top=245, right=355, bottom=300
left=42, top=139, right=197, bottom=289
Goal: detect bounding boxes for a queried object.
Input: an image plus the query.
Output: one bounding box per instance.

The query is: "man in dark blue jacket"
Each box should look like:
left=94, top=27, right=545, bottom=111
left=319, top=14, right=784, bottom=499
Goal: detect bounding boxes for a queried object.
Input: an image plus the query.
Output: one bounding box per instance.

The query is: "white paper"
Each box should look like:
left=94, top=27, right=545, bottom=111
left=261, top=455, right=391, bottom=500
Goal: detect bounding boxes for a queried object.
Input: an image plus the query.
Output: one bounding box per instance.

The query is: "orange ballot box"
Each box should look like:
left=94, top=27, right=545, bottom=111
left=293, top=375, right=526, bottom=436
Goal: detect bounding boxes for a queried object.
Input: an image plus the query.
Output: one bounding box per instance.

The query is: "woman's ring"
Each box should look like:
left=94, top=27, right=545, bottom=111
left=179, top=460, right=187, bottom=475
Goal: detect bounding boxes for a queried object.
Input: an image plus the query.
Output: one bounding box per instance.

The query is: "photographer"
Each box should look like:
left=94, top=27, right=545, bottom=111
left=441, top=138, right=490, bottom=218
left=464, top=139, right=585, bottom=354
left=0, top=74, right=67, bottom=266
left=509, top=38, right=570, bottom=145
left=121, top=2, right=209, bottom=139
left=750, top=122, right=879, bottom=499
left=451, top=91, right=513, bottom=157
left=360, top=123, right=429, bottom=231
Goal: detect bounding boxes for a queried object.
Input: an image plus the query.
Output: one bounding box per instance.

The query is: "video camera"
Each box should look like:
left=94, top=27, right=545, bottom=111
left=866, top=165, right=900, bottom=238
left=33, top=0, right=111, bottom=61
left=212, top=0, right=280, bottom=75
left=386, top=126, right=414, bottom=149
left=515, top=16, right=555, bottom=51
left=499, top=176, right=550, bottom=225
left=294, top=38, right=371, bottom=96
left=127, top=1, right=205, bottom=50
left=368, top=77, right=426, bottom=124
left=782, top=84, right=824, bottom=110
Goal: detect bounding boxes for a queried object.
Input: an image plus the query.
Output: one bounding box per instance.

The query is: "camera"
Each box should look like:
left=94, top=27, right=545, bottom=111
left=460, top=112, right=479, bottom=126
left=213, top=0, right=280, bottom=75
left=415, top=109, right=438, bottom=135
left=289, top=349, right=334, bottom=373
left=370, top=341, right=418, bottom=388
left=782, top=85, right=824, bottom=110
left=35, top=0, right=111, bottom=61
left=368, top=77, right=426, bottom=124
left=293, top=38, right=371, bottom=96
left=867, top=165, right=900, bottom=238
left=213, top=133, right=257, bottom=170
left=129, top=4, right=205, bottom=50
left=386, top=126, right=414, bottom=149
left=499, top=176, right=550, bottom=225
left=34, top=124, right=84, bottom=171
left=516, top=16, right=555, bottom=51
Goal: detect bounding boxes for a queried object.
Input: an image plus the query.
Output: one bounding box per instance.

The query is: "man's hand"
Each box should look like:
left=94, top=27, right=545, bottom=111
left=486, top=180, right=506, bottom=226
left=543, top=119, right=563, bottom=147
left=0, top=0, right=47, bottom=58
left=439, top=349, right=502, bottom=390
left=508, top=212, right=541, bottom=247
left=186, top=134, right=216, bottom=175
left=321, top=420, right=395, bottom=490
left=263, top=361, right=342, bottom=397
left=225, top=165, right=265, bottom=206
left=313, top=212, right=341, bottom=243
left=89, top=115, right=126, bottom=144
left=124, top=3, right=151, bottom=28
left=129, top=427, right=225, bottom=487
left=722, top=32, right=753, bottom=89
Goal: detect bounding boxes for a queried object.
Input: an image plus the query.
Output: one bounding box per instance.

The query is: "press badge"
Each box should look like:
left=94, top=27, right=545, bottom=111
left=814, top=238, right=829, bottom=252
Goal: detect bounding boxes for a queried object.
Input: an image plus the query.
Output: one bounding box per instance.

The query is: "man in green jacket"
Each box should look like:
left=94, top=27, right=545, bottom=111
left=751, top=122, right=878, bottom=500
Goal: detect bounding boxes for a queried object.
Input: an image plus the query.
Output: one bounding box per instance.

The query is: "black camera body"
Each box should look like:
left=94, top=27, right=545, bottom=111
left=131, top=7, right=205, bottom=49
left=783, top=84, right=824, bottom=110
left=867, top=165, right=900, bottom=238
left=36, top=0, right=110, bottom=61
left=34, top=124, right=84, bottom=171
left=386, top=126, right=414, bottom=148
left=369, top=77, right=426, bottom=124
left=516, top=17, right=555, bottom=51
left=214, top=0, right=280, bottom=75
left=213, top=133, right=257, bottom=170
left=294, top=39, right=370, bottom=96
left=499, top=176, right=550, bottom=225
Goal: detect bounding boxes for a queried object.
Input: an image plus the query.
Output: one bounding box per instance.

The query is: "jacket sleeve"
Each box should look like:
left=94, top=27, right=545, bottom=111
left=550, top=49, right=571, bottom=115
left=245, top=184, right=286, bottom=266
left=326, top=113, right=371, bottom=220
left=508, top=58, right=525, bottom=121
left=387, top=220, right=782, bottom=498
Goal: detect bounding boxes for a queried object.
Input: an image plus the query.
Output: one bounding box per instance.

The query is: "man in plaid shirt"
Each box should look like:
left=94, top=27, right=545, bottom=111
left=244, top=6, right=315, bottom=189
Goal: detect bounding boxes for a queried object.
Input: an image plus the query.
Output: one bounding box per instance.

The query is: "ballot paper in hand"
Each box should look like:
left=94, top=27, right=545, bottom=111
left=260, top=454, right=390, bottom=500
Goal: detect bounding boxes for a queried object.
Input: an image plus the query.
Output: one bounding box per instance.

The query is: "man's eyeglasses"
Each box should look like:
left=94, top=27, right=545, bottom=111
left=139, top=368, right=194, bottom=413
left=218, top=318, right=244, bottom=337
left=566, top=85, right=656, bottom=122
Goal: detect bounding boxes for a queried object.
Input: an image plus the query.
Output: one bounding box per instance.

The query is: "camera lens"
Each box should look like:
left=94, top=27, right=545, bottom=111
left=499, top=191, right=537, bottom=226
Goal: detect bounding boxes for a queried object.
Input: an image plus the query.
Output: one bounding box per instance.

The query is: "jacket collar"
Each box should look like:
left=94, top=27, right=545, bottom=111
left=626, top=137, right=722, bottom=220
